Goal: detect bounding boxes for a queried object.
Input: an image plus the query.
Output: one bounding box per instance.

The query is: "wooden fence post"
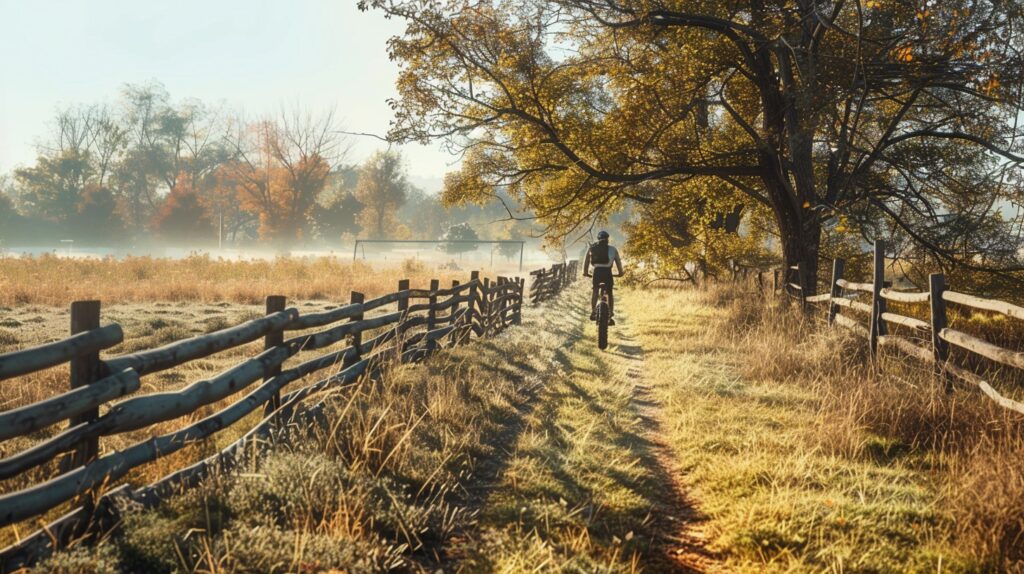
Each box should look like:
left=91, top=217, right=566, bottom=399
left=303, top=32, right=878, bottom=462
left=929, top=273, right=951, bottom=388
left=531, top=269, right=543, bottom=304
left=428, top=279, right=439, bottom=331
left=514, top=277, right=524, bottom=325
left=482, top=277, right=492, bottom=334
left=397, top=279, right=410, bottom=342
left=467, top=271, right=479, bottom=342
left=796, top=262, right=808, bottom=310
left=827, top=258, right=845, bottom=326
left=63, top=300, right=101, bottom=472
left=450, top=280, right=461, bottom=346
left=869, top=241, right=887, bottom=357
left=495, top=277, right=505, bottom=328
left=398, top=279, right=410, bottom=316
left=264, top=295, right=286, bottom=413
left=344, top=291, right=364, bottom=368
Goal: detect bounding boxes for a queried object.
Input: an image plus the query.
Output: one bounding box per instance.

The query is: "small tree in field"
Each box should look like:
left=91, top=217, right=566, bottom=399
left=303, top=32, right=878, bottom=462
left=356, top=150, right=408, bottom=239
left=437, top=222, right=479, bottom=259
left=153, top=180, right=215, bottom=245
left=76, top=186, right=123, bottom=244
left=314, top=190, right=363, bottom=243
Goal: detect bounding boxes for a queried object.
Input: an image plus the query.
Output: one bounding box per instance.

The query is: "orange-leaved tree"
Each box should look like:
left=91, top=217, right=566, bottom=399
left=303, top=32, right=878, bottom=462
left=151, top=173, right=215, bottom=245
left=224, top=111, right=342, bottom=245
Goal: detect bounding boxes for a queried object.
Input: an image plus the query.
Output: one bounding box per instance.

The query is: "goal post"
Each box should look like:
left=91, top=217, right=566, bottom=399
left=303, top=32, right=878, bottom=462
left=352, top=239, right=527, bottom=271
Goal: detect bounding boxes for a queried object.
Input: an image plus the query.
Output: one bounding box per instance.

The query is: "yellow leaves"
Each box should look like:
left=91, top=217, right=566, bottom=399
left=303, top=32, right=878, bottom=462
left=893, top=46, right=914, bottom=63
left=835, top=215, right=849, bottom=234
left=865, top=0, right=882, bottom=9
left=802, top=201, right=811, bottom=209
left=982, top=74, right=1001, bottom=97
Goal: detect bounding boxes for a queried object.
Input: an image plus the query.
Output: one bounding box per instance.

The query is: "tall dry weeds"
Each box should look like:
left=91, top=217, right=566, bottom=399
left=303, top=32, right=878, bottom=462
left=708, top=285, right=1024, bottom=570
left=26, top=316, right=541, bottom=572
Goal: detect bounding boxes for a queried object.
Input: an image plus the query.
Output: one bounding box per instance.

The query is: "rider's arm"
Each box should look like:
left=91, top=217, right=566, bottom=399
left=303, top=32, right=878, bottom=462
left=583, top=249, right=592, bottom=276
left=613, top=250, right=624, bottom=276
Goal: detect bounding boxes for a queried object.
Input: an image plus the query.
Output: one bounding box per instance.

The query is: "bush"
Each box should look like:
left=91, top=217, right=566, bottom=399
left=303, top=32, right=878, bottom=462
left=30, top=545, right=120, bottom=574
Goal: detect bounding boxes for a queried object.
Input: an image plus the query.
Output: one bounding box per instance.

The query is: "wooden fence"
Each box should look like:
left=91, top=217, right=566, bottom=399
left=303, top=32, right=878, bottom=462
left=771, top=241, right=1024, bottom=417
left=529, top=260, right=579, bottom=304
left=0, top=270, right=533, bottom=570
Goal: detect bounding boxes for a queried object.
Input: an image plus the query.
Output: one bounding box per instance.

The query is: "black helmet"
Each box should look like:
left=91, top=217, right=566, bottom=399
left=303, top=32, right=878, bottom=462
left=597, top=230, right=610, bottom=240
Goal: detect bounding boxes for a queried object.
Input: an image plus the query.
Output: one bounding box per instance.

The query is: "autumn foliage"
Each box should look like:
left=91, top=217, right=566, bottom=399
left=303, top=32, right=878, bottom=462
left=152, top=175, right=215, bottom=245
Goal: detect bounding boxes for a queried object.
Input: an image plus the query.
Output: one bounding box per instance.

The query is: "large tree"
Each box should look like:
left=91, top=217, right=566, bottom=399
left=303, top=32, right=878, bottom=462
left=355, top=150, right=409, bottom=239
left=366, top=0, right=1024, bottom=291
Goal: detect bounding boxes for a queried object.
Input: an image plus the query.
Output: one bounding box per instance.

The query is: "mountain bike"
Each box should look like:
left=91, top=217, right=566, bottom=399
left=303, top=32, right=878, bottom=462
left=594, top=282, right=610, bottom=350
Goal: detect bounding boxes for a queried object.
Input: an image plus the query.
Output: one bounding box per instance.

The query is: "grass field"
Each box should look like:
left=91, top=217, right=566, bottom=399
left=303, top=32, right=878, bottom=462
left=0, top=254, right=467, bottom=307
left=4, top=263, right=1024, bottom=572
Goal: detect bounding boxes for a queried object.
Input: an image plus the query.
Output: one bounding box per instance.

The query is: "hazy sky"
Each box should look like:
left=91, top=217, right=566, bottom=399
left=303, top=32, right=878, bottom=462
left=0, top=0, right=454, bottom=190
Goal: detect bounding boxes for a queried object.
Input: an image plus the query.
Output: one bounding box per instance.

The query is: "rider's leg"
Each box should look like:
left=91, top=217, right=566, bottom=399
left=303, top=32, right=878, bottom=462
left=590, top=285, right=598, bottom=319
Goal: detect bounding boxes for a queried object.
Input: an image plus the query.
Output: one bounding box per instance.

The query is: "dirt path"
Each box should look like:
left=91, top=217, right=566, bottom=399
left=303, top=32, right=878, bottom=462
left=443, top=285, right=719, bottom=572
left=611, top=323, right=720, bottom=572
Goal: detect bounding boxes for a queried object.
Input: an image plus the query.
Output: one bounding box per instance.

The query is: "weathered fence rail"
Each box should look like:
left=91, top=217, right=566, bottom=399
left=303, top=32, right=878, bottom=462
left=0, top=268, right=543, bottom=571
left=529, top=260, right=579, bottom=303
left=767, top=240, right=1024, bottom=417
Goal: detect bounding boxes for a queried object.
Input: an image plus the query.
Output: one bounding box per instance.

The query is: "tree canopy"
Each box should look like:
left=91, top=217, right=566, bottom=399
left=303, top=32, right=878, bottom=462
left=366, top=0, right=1024, bottom=290
left=438, top=222, right=480, bottom=255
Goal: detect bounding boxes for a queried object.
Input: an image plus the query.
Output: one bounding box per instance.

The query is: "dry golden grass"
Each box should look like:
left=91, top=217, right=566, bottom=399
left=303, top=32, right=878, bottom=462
left=23, top=286, right=563, bottom=573
left=628, top=284, right=1024, bottom=571
left=0, top=256, right=498, bottom=552
left=0, top=254, right=470, bottom=306
left=21, top=286, right=699, bottom=573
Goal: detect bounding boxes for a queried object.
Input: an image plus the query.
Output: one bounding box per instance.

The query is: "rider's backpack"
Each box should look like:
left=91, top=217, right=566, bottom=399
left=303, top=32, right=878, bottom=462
left=590, top=243, right=610, bottom=265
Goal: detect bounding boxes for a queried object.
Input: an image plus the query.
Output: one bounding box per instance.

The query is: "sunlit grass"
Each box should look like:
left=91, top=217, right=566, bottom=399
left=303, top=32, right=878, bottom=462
left=624, top=285, right=1023, bottom=572
left=0, top=259, right=476, bottom=552
left=19, top=286, right=566, bottom=572
left=0, top=254, right=466, bottom=306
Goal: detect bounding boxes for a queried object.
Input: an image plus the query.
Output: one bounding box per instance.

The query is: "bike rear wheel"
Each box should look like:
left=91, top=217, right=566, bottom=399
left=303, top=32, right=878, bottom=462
left=596, top=300, right=609, bottom=350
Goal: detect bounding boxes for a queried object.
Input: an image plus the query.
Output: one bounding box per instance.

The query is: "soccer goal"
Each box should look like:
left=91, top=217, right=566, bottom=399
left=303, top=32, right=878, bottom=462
left=352, top=239, right=526, bottom=271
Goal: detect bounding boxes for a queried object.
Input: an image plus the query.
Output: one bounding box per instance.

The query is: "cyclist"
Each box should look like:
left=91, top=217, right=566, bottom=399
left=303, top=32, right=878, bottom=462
left=583, top=230, right=623, bottom=325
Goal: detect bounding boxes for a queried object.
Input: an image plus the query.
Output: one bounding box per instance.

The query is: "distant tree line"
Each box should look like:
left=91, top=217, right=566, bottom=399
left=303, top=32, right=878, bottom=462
left=0, top=81, right=535, bottom=251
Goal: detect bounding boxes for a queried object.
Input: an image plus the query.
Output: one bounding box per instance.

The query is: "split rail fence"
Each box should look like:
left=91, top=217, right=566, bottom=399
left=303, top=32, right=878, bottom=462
left=529, top=260, right=579, bottom=304
left=0, top=262, right=577, bottom=571
left=770, top=241, right=1024, bottom=417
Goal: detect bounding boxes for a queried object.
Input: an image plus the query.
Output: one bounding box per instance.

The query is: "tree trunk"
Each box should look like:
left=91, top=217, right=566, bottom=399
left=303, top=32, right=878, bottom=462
left=775, top=202, right=821, bottom=295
